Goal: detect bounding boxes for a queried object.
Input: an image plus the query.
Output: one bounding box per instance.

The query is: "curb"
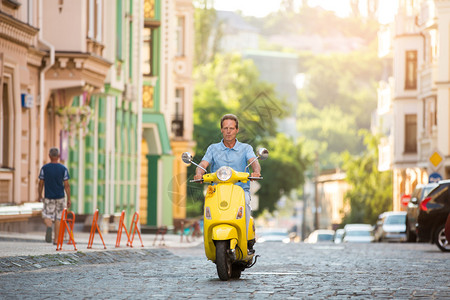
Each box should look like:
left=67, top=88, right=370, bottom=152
left=0, top=248, right=176, bottom=274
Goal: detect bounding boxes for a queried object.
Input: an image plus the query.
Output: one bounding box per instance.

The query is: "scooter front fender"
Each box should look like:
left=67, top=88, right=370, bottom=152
left=212, top=225, right=238, bottom=241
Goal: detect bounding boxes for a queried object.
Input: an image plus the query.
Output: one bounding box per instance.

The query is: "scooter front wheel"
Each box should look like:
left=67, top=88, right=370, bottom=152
left=216, top=241, right=231, bottom=281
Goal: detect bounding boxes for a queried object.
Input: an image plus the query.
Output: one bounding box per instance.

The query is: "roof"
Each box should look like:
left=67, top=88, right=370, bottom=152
left=216, top=11, right=260, bottom=33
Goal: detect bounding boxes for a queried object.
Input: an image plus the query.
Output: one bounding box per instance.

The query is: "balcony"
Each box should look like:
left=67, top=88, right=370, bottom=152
left=378, top=137, right=392, bottom=172
left=47, top=53, right=112, bottom=92
left=171, top=115, right=184, bottom=138
left=378, top=24, right=393, bottom=58
left=377, top=78, right=394, bottom=115
left=418, top=0, right=437, bottom=29
left=419, top=63, right=437, bottom=94
left=395, top=15, right=418, bottom=36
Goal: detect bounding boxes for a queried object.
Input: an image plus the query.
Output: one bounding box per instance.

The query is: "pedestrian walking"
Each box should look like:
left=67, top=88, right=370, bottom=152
left=38, top=147, right=71, bottom=244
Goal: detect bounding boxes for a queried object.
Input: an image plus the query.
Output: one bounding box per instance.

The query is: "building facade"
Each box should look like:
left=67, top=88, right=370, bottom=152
left=0, top=1, right=45, bottom=220
left=377, top=0, right=450, bottom=210
left=139, top=0, right=195, bottom=228
left=0, top=0, right=195, bottom=231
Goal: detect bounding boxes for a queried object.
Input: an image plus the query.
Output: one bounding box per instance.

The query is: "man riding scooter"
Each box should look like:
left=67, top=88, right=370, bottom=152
left=194, top=114, right=261, bottom=254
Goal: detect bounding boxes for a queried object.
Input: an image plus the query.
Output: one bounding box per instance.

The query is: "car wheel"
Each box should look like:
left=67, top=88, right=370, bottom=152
left=434, top=224, right=450, bottom=252
left=406, top=222, right=417, bottom=243
left=445, top=213, right=450, bottom=242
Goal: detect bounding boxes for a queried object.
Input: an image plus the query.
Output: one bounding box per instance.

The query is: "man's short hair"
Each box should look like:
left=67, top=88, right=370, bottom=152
left=220, top=114, right=239, bottom=129
left=49, top=147, right=60, bottom=157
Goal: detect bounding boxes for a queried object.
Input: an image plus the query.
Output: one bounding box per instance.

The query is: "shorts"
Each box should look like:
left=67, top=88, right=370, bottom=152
left=42, top=198, right=66, bottom=221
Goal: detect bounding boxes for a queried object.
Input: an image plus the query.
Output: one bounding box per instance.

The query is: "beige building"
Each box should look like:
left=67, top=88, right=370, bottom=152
left=169, top=0, right=196, bottom=226
left=0, top=0, right=195, bottom=231
left=0, top=1, right=44, bottom=218
left=377, top=0, right=450, bottom=210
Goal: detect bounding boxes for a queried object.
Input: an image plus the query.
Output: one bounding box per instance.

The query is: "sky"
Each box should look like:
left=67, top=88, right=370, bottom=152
left=213, top=0, right=397, bottom=24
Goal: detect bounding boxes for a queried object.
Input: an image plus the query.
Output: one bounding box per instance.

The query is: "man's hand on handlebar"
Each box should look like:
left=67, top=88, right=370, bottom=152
left=250, top=172, right=262, bottom=181
left=192, top=173, right=204, bottom=182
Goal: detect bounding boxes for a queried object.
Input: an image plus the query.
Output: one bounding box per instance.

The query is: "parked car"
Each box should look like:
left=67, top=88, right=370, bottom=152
left=417, top=180, right=450, bottom=252
left=334, top=229, right=345, bottom=244
left=342, top=224, right=375, bottom=243
left=304, top=229, right=335, bottom=243
left=406, top=183, right=438, bottom=242
left=374, top=211, right=407, bottom=242
left=256, top=228, right=290, bottom=243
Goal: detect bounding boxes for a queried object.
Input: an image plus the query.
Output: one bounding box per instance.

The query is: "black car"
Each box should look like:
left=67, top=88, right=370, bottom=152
left=417, top=180, right=450, bottom=252
left=406, top=183, right=438, bottom=242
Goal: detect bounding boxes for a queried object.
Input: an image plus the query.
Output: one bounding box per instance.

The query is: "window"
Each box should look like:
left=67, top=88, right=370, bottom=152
left=405, top=50, right=417, bottom=90
left=405, top=114, right=417, bottom=153
left=176, top=17, right=185, bottom=56
left=423, top=97, right=437, bottom=136
left=143, top=27, right=153, bottom=76
left=176, top=16, right=185, bottom=57
left=87, top=0, right=103, bottom=41
left=116, top=0, right=123, bottom=60
left=174, top=88, right=184, bottom=117
left=0, top=78, right=13, bottom=168
left=171, top=88, right=184, bottom=137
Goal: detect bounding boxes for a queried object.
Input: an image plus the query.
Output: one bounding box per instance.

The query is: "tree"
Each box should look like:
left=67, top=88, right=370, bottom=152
left=193, top=0, right=220, bottom=66
left=341, top=130, right=392, bottom=224
left=186, top=53, right=309, bottom=215
left=193, top=53, right=287, bottom=152
left=256, top=134, right=310, bottom=214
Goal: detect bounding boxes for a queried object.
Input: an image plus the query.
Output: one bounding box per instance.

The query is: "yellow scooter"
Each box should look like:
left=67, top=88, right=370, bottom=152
left=181, top=148, right=268, bottom=281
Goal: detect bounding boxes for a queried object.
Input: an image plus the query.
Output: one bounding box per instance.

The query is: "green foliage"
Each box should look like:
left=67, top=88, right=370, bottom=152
left=193, top=0, right=219, bottom=66
left=341, top=130, right=392, bottom=224
left=188, top=53, right=309, bottom=214
left=296, top=47, right=382, bottom=168
left=193, top=53, right=286, bottom=151
left=256, top=134, right=310, bottom=214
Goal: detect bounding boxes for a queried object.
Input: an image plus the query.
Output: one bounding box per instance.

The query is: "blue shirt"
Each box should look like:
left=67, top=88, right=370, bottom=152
left=39, top=163, right=70, bottom=199
left=202, top=139, right=256, bottom=191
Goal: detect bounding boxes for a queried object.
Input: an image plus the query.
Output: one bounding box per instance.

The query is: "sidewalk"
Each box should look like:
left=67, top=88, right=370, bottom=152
left=0, top=230, right=203, bottom=273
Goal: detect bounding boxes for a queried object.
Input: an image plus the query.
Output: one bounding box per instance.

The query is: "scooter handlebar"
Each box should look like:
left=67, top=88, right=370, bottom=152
left=190, top=179, right=204, bottom=183
left=248, top=176, right=263, bottom=180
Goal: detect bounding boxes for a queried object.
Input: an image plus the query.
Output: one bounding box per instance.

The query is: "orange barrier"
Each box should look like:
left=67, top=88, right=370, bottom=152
left=87, top=209, right=107, bottom=249
left=115, top=211, right=144, bottom=248
left=66, top=211, right=75, bottom=245
left=128, top=212, right=144, bottom=247
left=115, top=210, right=131, bottom=247
left=56, top=208, right=77, bottom=251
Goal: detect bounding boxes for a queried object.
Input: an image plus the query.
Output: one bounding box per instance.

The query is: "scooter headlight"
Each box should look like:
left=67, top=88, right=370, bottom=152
left=216, top=166, right=232, bottom=181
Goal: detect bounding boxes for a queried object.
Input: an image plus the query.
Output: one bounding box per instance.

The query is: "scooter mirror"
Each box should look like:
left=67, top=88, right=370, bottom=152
left=257, top=148, right=269, bottom=160
left=181, top=152, right=193, bottom=164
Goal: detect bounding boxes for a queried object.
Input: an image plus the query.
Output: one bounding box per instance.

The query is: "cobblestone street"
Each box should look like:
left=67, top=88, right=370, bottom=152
left=1, top=241, right=449, bottom=299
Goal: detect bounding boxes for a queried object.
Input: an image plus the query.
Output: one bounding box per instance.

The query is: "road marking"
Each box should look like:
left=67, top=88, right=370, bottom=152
left=246, top=272, right=301, bottom=275
left=312, top=246, right=345, bottom=250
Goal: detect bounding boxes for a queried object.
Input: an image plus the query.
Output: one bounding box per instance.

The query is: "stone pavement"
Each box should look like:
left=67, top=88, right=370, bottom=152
left=0, top=230, right=203, bottom=273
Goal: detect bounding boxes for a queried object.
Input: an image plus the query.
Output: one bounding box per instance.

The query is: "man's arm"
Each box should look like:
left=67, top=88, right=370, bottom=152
left=38, top=179, right=44, bottom=201
left=249, top=159, right=261, bottom=178
left=64, top=180, right=71, bottom=209
left=194, top=160, right=209, bottom=180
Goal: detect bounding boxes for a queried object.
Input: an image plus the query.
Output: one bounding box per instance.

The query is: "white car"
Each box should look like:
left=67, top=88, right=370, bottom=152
left=334, top=229, right=345, bottom=244
left=374, top=211, right=407, bottom=242
left=343, top=224, right=375, bottom=243
left=305, top=229, right=335, bottom=243
left=256, top=229, right=290, bottom=243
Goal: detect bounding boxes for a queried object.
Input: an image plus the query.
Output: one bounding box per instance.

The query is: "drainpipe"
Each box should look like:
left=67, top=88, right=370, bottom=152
left=38, top=0, right=55, bottom=168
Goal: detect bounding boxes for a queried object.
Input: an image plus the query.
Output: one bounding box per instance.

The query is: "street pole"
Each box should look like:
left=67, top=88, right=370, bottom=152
left=314, top=152, right=319, bottom=230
